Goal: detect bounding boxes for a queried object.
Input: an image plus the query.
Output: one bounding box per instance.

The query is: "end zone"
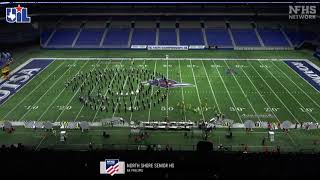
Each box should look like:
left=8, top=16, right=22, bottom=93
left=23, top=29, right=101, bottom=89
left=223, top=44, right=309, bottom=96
left=0, top=59, right=54, bottom=105
left=284, top=59, right=320, bottom=92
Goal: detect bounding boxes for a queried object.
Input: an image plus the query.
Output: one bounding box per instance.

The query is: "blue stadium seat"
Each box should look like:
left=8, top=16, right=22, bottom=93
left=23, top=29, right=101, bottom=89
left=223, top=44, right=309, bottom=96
left=103, top=28, right=130, bottom=46
left=179, top=28, right=204, bottom=45
left=158, top=28, right=177, bottom=45
left=40, top=29, right=53, bottom=45
left=47, top=28, right=79, bottom=46
left=232, top=29, right=260, bottom=46
left=284, top=29, right=317, bottom=46
left=75, top=28, right=105, bottom=46
left=206, top=28, right=232, bottom=46
left=258, top=28, right=290, bottom=47
left=131, top=28, right=156, bottom=45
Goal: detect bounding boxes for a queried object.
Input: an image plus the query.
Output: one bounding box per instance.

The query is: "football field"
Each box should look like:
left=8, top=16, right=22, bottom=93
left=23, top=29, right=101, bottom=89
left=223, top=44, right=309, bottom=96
left=1, top=57, right=319, bottom=124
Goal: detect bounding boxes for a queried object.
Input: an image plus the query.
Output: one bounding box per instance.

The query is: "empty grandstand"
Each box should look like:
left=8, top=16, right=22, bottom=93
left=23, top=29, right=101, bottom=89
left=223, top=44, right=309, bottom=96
left=39, top=18, right=319, bottom=50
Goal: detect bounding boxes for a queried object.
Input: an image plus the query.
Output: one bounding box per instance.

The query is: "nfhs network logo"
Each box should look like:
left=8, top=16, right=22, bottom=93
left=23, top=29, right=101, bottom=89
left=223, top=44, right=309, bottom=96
left=289, top=5, right=317, bottom=20
left=6, top=4, right=31, bottom=23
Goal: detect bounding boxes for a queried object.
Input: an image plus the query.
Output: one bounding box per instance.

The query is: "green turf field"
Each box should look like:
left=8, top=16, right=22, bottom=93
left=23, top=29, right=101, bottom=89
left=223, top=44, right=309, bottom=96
left=1, top=127, right=320, bottom=153
left=0, top=48, right=319, bottom=152
left=0, top=58, right=319, bottom=123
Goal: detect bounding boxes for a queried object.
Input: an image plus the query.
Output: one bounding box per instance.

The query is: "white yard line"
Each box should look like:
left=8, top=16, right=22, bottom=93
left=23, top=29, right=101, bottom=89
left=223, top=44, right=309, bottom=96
left=0, top=58, right=34, bottom=84
left=166, top=59, right=169, bottom=118
left=200, top=60, right=221, bottom=113
left=147, top=61, right=157, bottom=122
left=18, top=61, right=75, bottom=121
left=178, top=60, right=187, bottom=121
left=55, top=60, right=95, bottom=122
left=39, top=57, right=285, bottom=61
left=257, top=60, right=318, bottom=123
left=35, top=135, right=47, bottom=151
left=129, top=60, right=146, bottom=122
left=37, top=62, right=88, bottom=121
left=2, top=61, right=62, bottom=119
left=74, top=60, right=111, bottom=121
left=211, top=60, right=243, bottom=123
left=0, top=60, right=55, bottom=107
left=274, top=61, right=320, bottom=109
left=189, top=60, right=206, bottom=121
left=287, top=132, right=298, bottom=147
left=223, top=60, right=261, bottom=122
left=112, top=61, right=133, bottom=118
left=247, top=61, right=300, bottom=123
left=90, top=60, right=114, bottom=121
left=234, top=61, right=281, bottom=122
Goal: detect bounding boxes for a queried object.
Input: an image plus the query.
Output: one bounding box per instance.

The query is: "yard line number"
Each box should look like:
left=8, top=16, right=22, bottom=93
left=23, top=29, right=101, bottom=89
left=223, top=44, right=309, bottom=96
left=161, top=106, right=174, bottom=111
left=56, top=106, right=72, bottom=111
left=264, top=107, right=280, bottom=112
left=300, top=108, right=314, bottom=113
left=25, top=105, right=39, bottom=110
left=229, top=107, right=246, bottom=112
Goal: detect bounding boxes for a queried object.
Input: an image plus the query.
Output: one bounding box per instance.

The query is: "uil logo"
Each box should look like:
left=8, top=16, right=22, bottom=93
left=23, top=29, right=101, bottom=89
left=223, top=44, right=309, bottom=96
left=6, top=4, right=31, bottom=23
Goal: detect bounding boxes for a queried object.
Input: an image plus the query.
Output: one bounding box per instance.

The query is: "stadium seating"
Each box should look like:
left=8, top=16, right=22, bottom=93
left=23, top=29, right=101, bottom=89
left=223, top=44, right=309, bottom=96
left=131, top=28, right=156, bottom=45
left=40, top=29, right=53, bottom=45
left=205, top=28, right=233, bottom=47
left=158, top=28, right=177, bottom=45
left=102, top=28, right=130, bottom=47
left=47, top=28, right=79, bottom=46
left=258, top=28, right=290, bottom=47
left=231, top=29, right=261, bottom=46
left=75, top=28, right=105, bottom=46
left=179, top=28, right=204, bottom=45
left=38, top=19, right=318, bottom=49
left=284, top=29, right=318, bottom=46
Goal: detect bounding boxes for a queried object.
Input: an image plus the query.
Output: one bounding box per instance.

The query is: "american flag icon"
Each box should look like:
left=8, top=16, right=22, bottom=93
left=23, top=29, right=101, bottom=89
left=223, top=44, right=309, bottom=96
left=100, top=159, right=125, bottom=176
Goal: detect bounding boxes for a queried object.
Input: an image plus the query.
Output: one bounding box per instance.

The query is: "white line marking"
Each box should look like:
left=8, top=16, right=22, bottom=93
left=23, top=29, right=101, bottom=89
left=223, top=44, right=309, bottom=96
left=201, top=60, right=221, bottom=113
left=55, top=60, right=93, bottom=121
left=223, top=60, right=261, bottom=122
left=17, top=61, right=74, bottom=121
left=1, top=61, right=61, bottom=120
left=0, top=58, right=34, bottom=84
left=247, top=61, right=300, bottom=123
left=35, top=135, right=47, bottom=151
left=74, top=60, right=109, bottom=121
left=189, top=60, right=206, bottom=121
left=37, top=62, right=88, bottom=121
left=234, top=61, right=281, bottom=122
left=211, top=60, right=243, bottom=122
left=275, top=61, right=320, bottom=109
left=258, top=61, right=318, bottom=123
left=91, top=60, right=113, bottom=121
left=129, top=60, right=146, bottom=122
left=166, top=59, right=169, bottom=118
left=35, top=57, right=285, bottom=61
left=178, top=60, right=187, bottom=121
left=147, top=61, right=157, bottom=122
left=112, top=60, right=131, bottom=118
